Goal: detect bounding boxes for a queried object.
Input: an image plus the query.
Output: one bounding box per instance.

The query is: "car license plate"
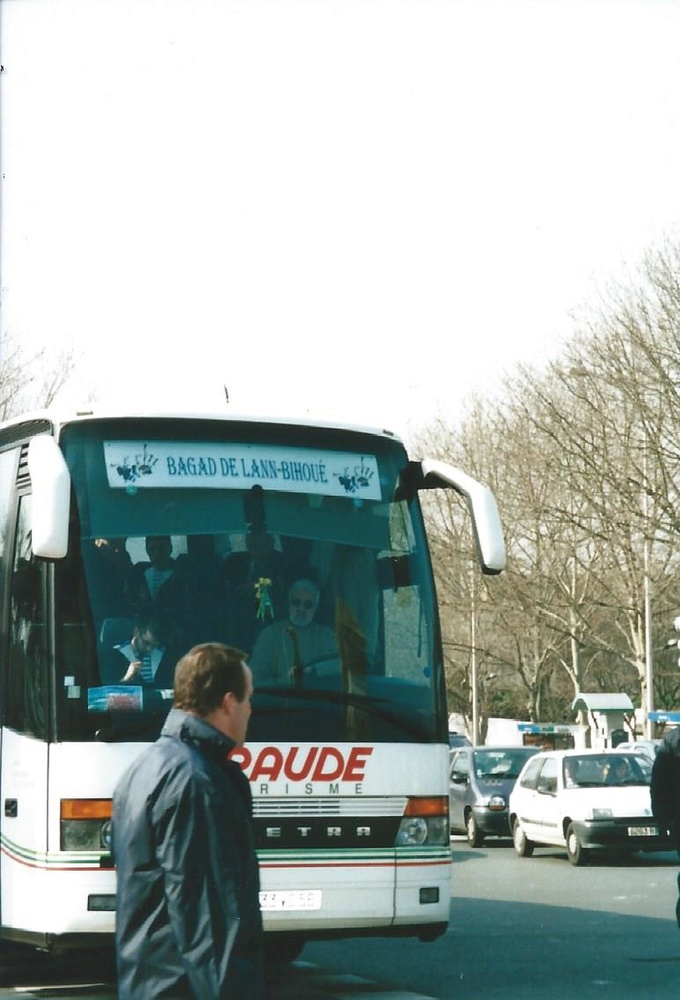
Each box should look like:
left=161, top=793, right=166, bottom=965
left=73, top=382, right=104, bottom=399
left=259, top=890, right=322, bottom=911
left=627, top=826, right=658, bottom=836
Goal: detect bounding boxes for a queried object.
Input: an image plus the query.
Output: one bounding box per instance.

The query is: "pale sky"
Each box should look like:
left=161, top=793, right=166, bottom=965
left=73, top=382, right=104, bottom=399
left=2, top=0, right=680, bottom=441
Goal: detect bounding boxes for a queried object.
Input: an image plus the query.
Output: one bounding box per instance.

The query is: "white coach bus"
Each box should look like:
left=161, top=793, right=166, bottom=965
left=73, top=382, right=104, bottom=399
left=0, top=410, right=505, bottom=954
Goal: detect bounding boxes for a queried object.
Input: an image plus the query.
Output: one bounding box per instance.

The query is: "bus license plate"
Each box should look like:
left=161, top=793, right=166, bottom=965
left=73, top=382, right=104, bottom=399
left=628, top=826, right=658, bottom=836
left=259, top=890, right=322, bottom=911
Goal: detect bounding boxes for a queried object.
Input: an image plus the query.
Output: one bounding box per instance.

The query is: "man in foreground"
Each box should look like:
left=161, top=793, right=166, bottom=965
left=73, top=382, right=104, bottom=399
left=651, top=728, right=680, bottom=927
left=112, top=643, right=264, bottom=998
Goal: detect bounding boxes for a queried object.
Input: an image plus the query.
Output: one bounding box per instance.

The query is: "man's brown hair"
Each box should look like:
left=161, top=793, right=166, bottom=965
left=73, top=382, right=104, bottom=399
left=173, top=643, right=248, bottom=716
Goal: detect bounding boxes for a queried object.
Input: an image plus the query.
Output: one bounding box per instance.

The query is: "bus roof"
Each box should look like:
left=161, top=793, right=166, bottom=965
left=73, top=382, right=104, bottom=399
left=0, top=408, right=403, bottom=444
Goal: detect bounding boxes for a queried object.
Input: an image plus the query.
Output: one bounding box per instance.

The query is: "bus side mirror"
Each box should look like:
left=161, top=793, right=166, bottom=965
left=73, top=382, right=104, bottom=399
left=414, top=459, right=507, bottom=575
left=27, top=435, right=71, bottom=558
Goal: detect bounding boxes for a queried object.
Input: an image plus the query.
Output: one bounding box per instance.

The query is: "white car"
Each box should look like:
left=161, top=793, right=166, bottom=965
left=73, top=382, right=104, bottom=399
left=508, top=749, right=672, bottom=866
left=614, top=739, right=661, bottom=760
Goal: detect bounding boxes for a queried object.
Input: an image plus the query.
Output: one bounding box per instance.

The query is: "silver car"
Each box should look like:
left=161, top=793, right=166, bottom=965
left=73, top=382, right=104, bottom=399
left=449, top=745, right=539, bottom=847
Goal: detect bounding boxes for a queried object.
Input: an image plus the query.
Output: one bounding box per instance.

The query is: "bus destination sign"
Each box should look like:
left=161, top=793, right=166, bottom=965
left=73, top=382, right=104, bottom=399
left=103, top=441, right=382, bottom=500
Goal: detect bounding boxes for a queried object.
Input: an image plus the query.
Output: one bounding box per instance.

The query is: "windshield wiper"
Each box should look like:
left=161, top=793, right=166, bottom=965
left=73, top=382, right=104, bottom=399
left=94, top=717, right=165, bottom=742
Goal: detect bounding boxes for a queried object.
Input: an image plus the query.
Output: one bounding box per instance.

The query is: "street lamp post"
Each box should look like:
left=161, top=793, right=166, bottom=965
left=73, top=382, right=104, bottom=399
left=639, top=467, right=656, bottom=738
left=644, top=558, right=654, bottom=737
left=642, top=443, right=654, bottom=738
left=470, top=573, right=479, bottom=746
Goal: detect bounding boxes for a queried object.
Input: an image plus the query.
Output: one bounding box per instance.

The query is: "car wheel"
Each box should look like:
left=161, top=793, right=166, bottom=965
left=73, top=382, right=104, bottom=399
left=565, top=823, right=589, bottom=866
left=512, top=817, right=534, bottom=858
left=466, top=812, right=485, bottom=848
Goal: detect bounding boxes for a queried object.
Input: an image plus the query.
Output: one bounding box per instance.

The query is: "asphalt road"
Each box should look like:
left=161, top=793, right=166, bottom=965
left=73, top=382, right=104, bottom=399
left=2, top=837, right=680, bottom=998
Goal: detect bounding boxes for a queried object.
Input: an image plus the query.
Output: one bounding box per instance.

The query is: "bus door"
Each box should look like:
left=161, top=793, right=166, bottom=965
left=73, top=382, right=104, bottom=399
left=0, top=444, right=21, bottom=930
left=1, top=493, right=50, bottom=935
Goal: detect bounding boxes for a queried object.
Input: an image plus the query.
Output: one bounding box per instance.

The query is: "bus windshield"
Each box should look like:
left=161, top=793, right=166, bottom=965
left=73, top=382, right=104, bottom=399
left=54, top=418, right=447, bottom=745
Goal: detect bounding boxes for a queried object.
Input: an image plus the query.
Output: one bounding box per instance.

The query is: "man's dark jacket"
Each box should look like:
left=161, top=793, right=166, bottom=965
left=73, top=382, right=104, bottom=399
left=651, top=727, right=680, bottom=849
left=112, top=708, right=264, bottom=998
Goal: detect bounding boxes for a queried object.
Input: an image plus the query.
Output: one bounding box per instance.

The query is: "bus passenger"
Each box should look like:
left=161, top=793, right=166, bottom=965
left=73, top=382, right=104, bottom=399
left=250, top=578, right=338, bottom=685
left=101, top=614, right=175, bottom=688
left=172, top=535, right=230, bottom=647
left=129, top=535, right=180, bottom=612
left=223, top=521, right=288, bottom=650
left=83, top=537, right=135, bottom=621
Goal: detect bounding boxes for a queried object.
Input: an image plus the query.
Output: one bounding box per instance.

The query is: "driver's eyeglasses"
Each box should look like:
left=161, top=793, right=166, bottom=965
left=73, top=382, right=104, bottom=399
left=291, top=598, right=314, bottom=609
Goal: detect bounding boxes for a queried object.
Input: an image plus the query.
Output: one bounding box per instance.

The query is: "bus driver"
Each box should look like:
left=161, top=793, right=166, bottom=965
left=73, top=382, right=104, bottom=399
left=249, top=578, right=338, bottom=685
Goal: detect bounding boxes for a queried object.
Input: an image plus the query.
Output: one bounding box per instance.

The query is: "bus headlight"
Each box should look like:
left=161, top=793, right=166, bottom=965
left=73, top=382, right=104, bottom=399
left=395, top=796, right=449, bottom=847
left=396, top=817, right=428, bottom=846
left=60, top=799, right=112, bottom=852
left=101, top=819, right=113, bottom=851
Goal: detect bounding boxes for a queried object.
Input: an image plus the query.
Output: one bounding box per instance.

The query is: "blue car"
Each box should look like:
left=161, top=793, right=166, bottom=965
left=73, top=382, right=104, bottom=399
left=449, top=745, right=539, bottom=847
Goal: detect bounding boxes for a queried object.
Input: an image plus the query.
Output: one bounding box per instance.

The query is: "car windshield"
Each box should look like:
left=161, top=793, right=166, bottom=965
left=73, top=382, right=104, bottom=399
left=473, top=748, right=536, bottom=780
left=562, top=754, right=651, bottom=788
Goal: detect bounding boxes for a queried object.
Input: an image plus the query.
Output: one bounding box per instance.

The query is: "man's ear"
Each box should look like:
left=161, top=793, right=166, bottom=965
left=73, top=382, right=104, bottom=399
left=221, top=690, right=237, bottom=718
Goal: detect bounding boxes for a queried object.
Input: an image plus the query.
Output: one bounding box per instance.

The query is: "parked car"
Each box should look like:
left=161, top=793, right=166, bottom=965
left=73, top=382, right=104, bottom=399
left=614, top=739, right=661, bottom=760
left=508, top=748, right=671, bottom=866
left=449, top=731, right=472, bottom=750
left=449, top=745, right=539, bottom=847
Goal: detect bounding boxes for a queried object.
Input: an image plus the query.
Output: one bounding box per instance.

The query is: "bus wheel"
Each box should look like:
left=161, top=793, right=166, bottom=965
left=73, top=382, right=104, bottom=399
left=418, top=921, right=448, bottom=943
left=264, top=933, right=306, bottom=966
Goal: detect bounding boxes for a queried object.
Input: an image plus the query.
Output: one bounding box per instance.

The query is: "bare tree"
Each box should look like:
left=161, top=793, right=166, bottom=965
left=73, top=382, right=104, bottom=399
left=417, top=239, right=680, bottom=734
left=0, top=333, right=78, bottom=419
